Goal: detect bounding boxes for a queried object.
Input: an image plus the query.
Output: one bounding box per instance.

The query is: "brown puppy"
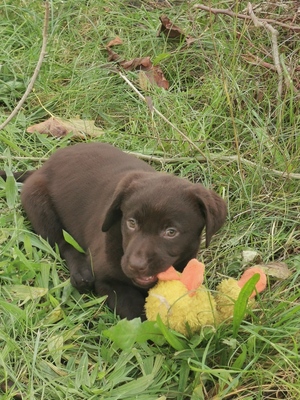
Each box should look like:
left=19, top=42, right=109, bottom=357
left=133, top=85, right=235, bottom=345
left=1, top=143, right=227, bottom=319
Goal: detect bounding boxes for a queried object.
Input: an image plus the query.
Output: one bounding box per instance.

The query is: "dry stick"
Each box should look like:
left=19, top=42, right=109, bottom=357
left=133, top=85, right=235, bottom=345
left=118, top=71, right=208, bottom=160
left=1, top=153, right=300, bottom=180
left=129, top=153, right=300, bottom=181
left=193, top=3, right=300, bottom=32
left=0, top=1, right=50, bottom=131
left=0, top=155, right=47, bottom=162
left=243, top=53, right=300, bottom=73
left=136, top=152, right=300, bottom=181
left=242, top=53, right=277, bottom=71
left=247, top=2, right=282, bottom=99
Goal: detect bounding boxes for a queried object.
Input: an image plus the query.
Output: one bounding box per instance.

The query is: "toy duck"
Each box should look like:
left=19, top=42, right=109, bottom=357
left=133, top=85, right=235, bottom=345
left=145, top=259, right=266, bottom=336
left=215, top=266, right=267, bottom=323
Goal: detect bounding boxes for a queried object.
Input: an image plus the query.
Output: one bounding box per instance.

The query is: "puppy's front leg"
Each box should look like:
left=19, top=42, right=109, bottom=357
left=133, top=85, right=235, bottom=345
left=59, top=242, right=95, bottom=292
left=95, top=280, right=146, bottom=320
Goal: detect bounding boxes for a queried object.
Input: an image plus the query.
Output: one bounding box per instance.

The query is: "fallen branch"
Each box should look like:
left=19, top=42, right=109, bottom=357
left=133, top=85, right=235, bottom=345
left=0, top=1, right=50, bottom=131
left=242, top=53, right=277, bottom=71
left=1, top=153, right=299, bottom=180
left=247, top=2, right=283, bottom=98
left=130, top=153, right=300, bottom=180
left=193, top=3, right=300, bottom=32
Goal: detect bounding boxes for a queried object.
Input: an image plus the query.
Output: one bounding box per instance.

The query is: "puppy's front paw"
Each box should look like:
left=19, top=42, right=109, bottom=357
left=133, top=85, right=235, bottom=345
left=70, top=268, right=95, bottom=293
left=62, top=248, right=95, bottom=293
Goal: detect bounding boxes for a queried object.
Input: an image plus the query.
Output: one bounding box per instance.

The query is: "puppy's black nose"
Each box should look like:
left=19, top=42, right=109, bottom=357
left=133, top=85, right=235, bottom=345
left=128, top=255, right=148, bottom=273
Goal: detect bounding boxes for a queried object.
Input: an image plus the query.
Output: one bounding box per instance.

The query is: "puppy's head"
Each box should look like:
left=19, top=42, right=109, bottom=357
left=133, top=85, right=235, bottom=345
left=102, top=172, right=227, bottom=288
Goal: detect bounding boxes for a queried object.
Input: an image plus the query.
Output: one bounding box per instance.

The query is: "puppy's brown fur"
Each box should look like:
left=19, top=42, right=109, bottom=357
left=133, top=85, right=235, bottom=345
left=1, top=143, right=227, bottom=319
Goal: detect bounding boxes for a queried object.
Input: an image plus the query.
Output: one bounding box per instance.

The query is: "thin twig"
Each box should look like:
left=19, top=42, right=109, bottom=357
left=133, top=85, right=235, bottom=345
left=243, top=53, right=299, bottom=93
left=247, top=2, right=283, bottom=98
left=118, top=71, right=208, bottom=160
left=1, top=153, right=299, bottom=180
left=242, top=53, right=277, bottom=72
left=0, top=155, right=47, bottom=162
left=0, top=1, right=50, bottom=131
left=193, top=3, right=300, bottom=32
left=129, top=152, right=300, bottom=180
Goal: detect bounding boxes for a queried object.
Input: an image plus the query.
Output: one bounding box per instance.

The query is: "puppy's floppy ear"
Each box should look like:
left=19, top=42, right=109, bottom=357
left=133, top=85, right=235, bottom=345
left=102, top=172, right=148, bottom=232
left=189, top=185, right=227, bottom=247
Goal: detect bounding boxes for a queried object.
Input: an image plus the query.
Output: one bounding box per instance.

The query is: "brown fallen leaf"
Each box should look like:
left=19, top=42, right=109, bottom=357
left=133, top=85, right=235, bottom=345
left=158, top=15, right=185, bottom=39
left=144, top=65, right=169, bottom=90
left=257, top=262, right=292, bottom=280
left=120, top=57, right=169, bottom=89
left=158, top=15, right=196, bottom=46
left=27, top=117, right=68, bottom=137
left=107, top=46, right=122, bottom=62
left=106, top=36, right=123, bottom=48
left=105, top=33, right=169, bottom=88
left=27, top=116, right=104, bottom=138
left=185, top=36, right=198, bottom=46
left=120, top=56, right=152, bottom=70
left=106, top=48, right=169, bottom=89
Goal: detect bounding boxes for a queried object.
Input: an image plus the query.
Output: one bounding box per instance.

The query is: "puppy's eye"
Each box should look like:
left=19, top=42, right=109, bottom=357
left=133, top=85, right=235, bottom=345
left=127, top=218, right=137, bottom=230
left=163, top=227, right=178, bottom=238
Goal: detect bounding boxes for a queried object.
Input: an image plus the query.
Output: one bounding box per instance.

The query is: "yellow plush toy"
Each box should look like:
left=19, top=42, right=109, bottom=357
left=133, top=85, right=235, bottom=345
left=145, top=259, right=266, bottom=336
left=215, top=266, right=267, bottom=324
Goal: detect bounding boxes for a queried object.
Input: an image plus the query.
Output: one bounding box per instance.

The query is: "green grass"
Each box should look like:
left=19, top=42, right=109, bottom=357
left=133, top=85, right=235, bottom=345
left=0, top=0, right=300, bottom=398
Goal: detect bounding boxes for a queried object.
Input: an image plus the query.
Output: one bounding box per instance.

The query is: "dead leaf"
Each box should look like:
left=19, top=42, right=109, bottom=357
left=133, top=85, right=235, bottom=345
left=120, top=56, right=152, bottom=70
left=139, top=70, right=151, bottom=91
left=242, top=250, right=262, bottom=264
left=106, top=48, right=169, bottom=89
left=121, top=57, right=169, bottom=89
left=158, top=15, right=195, bottom=45
left=27, top=117, right=68, bottom=137
left=185, top=36, right=198, bottom=46
left=257, top=262, right=292, bottom=280
left=107, top=47, right=122, bottom=62
left=64, top=118, right=104, bottom=138
left=158, top=15, right=185, bottom=39
left=145, top=65, right=169, bottom=89
left=106, top=36, right=123, bottom=47
left=27, top=117, right=104, bottom=138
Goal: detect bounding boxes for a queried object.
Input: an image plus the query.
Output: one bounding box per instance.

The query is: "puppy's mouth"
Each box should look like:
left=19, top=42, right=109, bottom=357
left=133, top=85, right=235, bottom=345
left=132, top=275, right=158, bottom=287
